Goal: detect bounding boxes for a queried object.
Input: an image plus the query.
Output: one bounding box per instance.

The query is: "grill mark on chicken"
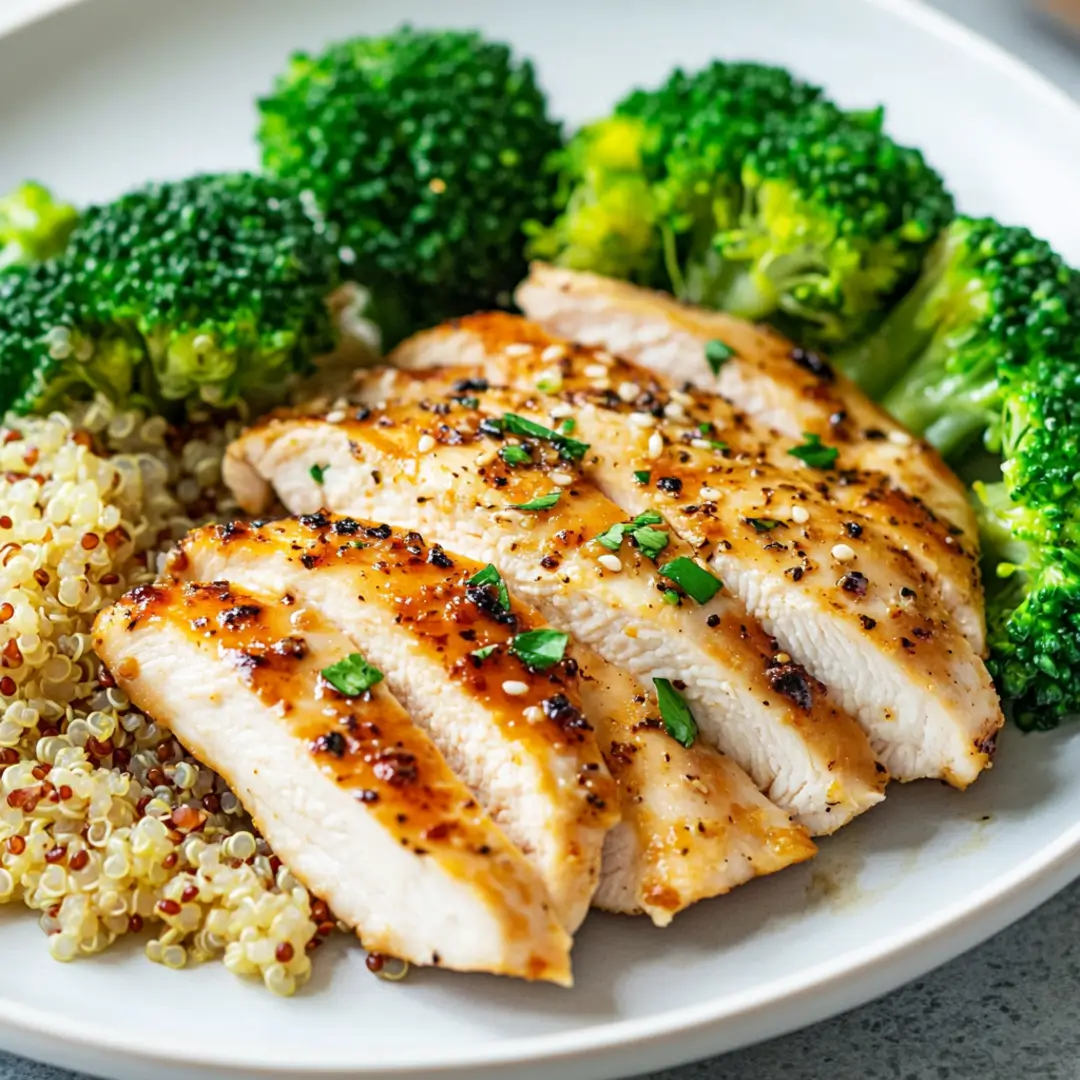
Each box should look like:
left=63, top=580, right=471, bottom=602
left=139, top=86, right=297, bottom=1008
left=223, top=403, right=886, bottom=833
left=168, top=516, right=618, bottom=932
left=93, top=581, right=572, bottom=983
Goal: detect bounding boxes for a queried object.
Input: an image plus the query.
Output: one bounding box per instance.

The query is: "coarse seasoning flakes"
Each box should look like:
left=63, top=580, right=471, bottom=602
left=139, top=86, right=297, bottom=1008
left=0, top=396, right=323, bottom=995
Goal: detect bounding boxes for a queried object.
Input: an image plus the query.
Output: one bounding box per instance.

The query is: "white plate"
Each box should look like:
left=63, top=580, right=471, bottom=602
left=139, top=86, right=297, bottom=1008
left=2, top=1, right=1080, bottom=1078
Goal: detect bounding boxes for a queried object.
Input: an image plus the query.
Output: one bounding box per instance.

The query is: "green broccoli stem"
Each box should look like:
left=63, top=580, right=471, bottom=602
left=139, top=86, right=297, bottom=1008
left=832, top=224, right=967, bottom=398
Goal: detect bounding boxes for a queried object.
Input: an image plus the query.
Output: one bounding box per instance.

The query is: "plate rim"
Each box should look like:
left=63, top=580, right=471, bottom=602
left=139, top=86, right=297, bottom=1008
left=2, top=0, right=1080, bottom=1076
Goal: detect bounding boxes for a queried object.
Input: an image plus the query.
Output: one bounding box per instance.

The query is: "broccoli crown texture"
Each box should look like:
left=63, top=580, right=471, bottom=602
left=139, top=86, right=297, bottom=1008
left=524, top=116, right=662, bottom=283
left=258, top=26, right=562, bottom=337
left=850, top=218, right=1080, bottom=457
left=527, top=60, right=825, bottom=292
left=0, top=181, right=78, bottom=272
left=979, top=522, right=1080, bottom=732
left=686, top=104, right=954, bottom=344
left=0, top=173, right=340, bottom=415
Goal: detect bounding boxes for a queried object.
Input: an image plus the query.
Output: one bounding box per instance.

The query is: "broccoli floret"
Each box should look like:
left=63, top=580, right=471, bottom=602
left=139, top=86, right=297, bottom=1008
left=0, top=173, right=340, bottom=416
left=976, top=483, right=1080, bottom=730
left=680, top=105, right=954, bottom=345
left=524, top=116, right=662, bottom=283
left=258, top=27, right=562, bottom=340
left=835, top=218, right=1077, bottom=457
left=0, top=182, right=77, bottom=272
left=528, top=60, right=826, bottom=292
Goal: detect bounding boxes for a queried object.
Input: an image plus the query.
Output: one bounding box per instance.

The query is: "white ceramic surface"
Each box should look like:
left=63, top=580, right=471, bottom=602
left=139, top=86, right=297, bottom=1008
left=2, top=1, right=1080, bottom=1078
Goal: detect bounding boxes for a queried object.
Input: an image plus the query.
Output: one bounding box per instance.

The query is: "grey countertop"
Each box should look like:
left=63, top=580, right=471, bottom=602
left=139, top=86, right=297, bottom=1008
left=3, top=1, right=1080, bottom=1078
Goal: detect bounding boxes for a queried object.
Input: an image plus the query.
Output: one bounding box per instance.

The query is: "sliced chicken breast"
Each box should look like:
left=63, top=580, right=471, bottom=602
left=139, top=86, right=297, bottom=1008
left=93, top=581, right=572, bottom=983
left=573, top=650, right=815, bottom=923
left=224, top=404, right=886, bottom=833
left=516, top=263, right=978, bottom=549
left=388, top=313, right=985, bottom=654
left=168, top=515, right=618, bottom=932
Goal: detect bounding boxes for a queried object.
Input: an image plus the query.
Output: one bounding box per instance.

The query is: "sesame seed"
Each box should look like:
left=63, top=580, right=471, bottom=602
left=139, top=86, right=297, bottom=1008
left=699, top=486, right=721, bottom=501
left=791, top=505, right=810, bottom=524
left=549, top=403, right=573, bottom=420
left=550, top=471, right=574, bottom=486
left=663, top=402, right=687, bottom=421
left=670, top=389, right=694, bottom=407
left=475, top=449, right=498, bottom=467
left=689, top=778, right=710, bottom=796
left=417, top=434, right=435, bottom=453
left=691, top=439, right=712, bottom=450
left=774, top=652, right=791, bottom=664
left=597, top=554, right=623, bottom=573
left=647, top=432, right=664, bottom=459
left=593, top=351, right=615, bottom=365
left=629, top=412, right=657, bottom=428
left=504, top=343, right=533, bottom=358
left=584, top=363, right=608, bottom=379
left=617, top=381, right=640, bottom=403
left=502, top=680, right=530, bottom=696
left=831, top=543, right=856, bottom=562
left=888, top=429, right=912, bottom=446
left=540, top=344, right=566, bottom=363
left=325, top=409, right=346, bottom=424
left=590, top=379, right=611, bottom=391
left=523, top=706, right=544, bottom=724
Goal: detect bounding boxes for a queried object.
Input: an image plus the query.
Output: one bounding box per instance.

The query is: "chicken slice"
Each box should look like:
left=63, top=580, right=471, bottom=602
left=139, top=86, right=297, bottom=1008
left=349, top=341, right=1002, bottom=786
left=573, top=649, right=815, bottom=923
left=93, top=581, right=572, bottom=983
left=172, top=514, right=814, bottom=924
left=224, top=405, right=885, bottom=833
left=168, top=515, right=618, bottom=932
left=389, top=313, right=985, bottom=654
left=516, top=263, right=978, bottom=549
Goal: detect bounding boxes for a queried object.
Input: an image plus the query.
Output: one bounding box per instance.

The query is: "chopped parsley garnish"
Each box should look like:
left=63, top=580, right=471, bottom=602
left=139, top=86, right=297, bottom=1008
left=471, top=643, right=498, bottom=661
left=499, top=445, right=532, bottom=466
left=501, top=413, right=590, bottom=461
left=468, top=564, right=510, bottom=610
left=660, top=557, right=722, bottom=604
left=322, top=652, right=383, bottom=695
left=662, top=589, right=680, bottom=606
left=633, top=470, right=651, bottom=485
left=559, top=418, right=576, bottom=435
left=654, top=678, right=698, bottom=748
left=509, top=491, right=562, bottom=512
left=632, top=525, right=670, bottom=560
left=705, top=339, right=736, bottom=375
left=747, top=517, right=783, bottom=532
left=348, top=541, right=368, bottom=550
left=309, top=463, right=329, bottom=484
left=593, top=511, right=667, bottom=559
left=509, top=628, right=569, bottom=671
left=787, top=433, right=839, bottom=470
left=455, top=395, right=479, bottom=409
left=709, top=440, right=729, bottom=452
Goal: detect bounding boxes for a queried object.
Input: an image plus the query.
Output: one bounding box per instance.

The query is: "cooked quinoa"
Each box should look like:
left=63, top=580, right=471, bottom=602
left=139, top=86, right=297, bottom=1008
left=0, top=397, right=325, bottom=995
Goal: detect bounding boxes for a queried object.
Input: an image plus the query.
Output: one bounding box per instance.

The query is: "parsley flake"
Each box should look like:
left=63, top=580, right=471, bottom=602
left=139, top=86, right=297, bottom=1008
left=510, top=491, right=562, bottom=512
left=309, top=463, right=329, bottom=484
left=660, top=557, right=722, bottom=604
left=705, top=339, right=736, bottom=375
left=788, top=433, right=839, bottom=470
left=633, top=470, right=651, bottom=485
left=471, top=644, right=498, bottom=661
left=322, top=652, right=383, bottom=696
left=747, top=517, right=783, bottom=532
left=632, top=525, right=670, bottom=560
left=501, top=413, right=590, bottom=462
left=468, top=564, right=510, bottom=610
left=509, top=628, right=569, bottom=671
left=499, top=445, right=531, bottom=467
left=654, top=678, right=698, bottom=748
left=593, top=511, right=667, bottom=560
